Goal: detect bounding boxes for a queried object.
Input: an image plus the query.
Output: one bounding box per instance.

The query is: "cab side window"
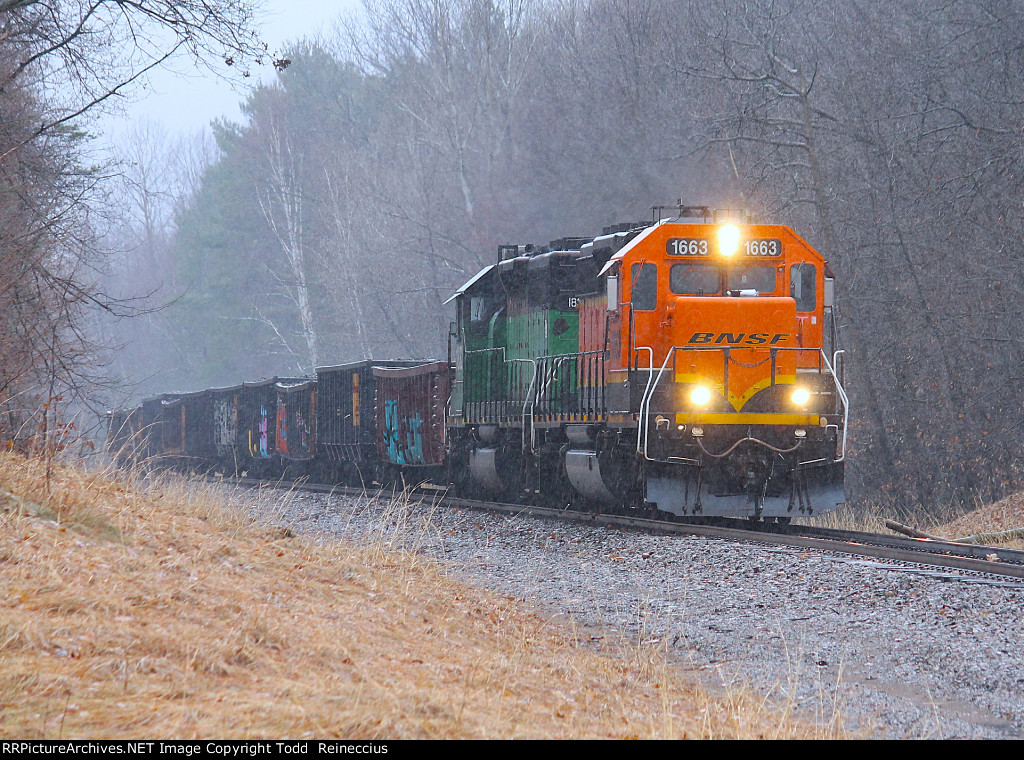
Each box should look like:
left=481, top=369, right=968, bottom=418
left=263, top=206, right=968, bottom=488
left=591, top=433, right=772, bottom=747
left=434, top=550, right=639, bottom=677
left=790, top=264, right=817, bottom=312
left=467, top=294, right=498, bottom=336
left=630, top=263, right=658, bottom=311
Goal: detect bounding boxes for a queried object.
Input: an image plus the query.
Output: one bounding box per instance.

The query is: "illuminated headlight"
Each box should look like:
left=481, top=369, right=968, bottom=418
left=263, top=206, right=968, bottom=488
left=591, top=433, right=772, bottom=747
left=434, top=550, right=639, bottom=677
left=790, top=387, right=811, bottom=407
left=691, top=426, right=704, bottom=438
left=795, top=429, right=807, bottom=439
left=717, top=223, right=741, bottom=257
left=690, top=385, right=712, bottom=407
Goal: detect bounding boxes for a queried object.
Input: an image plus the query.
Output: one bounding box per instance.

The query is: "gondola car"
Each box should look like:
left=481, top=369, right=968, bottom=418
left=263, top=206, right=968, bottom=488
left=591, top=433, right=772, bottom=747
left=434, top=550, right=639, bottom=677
left=314, top=360, right=423, bottom=485
left=181, top=389, right=215, bottom=472
left=234, top=377, right=305, bottom=477
left=157, top=393, right=186, bottom=466
left=374, top=361, right=451, bottom=484
left=210, top=383, right=242, bottom=475
left=275, top=378, right=317, bottom=476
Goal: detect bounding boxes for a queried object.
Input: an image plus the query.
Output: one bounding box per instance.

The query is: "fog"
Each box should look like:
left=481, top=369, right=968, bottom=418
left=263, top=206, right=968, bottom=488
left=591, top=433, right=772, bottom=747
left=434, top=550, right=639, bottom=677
left=5, top=0, right=1024, bottom=514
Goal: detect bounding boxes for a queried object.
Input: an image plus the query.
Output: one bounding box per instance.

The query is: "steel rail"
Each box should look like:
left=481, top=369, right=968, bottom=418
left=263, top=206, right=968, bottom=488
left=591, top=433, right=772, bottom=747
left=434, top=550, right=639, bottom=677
left=208, top=475, right=1024, bottom=582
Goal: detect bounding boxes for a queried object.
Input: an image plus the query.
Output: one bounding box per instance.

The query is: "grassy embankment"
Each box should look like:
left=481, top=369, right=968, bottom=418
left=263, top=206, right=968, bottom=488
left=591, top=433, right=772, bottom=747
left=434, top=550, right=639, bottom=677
left=0, top=452, right=847, bottom=739
left=807, top=491, right=1024, bottom=550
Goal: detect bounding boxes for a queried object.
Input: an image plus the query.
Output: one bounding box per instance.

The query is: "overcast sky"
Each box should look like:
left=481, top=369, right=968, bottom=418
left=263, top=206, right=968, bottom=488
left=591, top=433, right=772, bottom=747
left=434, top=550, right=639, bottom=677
left=99, top=0, right=362, bottom=142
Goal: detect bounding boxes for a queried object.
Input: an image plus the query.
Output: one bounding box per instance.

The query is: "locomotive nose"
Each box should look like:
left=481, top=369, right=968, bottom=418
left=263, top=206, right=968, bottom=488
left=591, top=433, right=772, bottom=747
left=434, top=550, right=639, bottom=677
left=673, top=295, right=798, bottom=411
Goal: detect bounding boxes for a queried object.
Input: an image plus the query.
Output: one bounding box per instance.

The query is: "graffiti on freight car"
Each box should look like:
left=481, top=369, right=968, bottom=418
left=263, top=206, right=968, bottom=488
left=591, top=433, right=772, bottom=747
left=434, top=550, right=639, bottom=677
left=248, top=405, right=271, bottom=458
left=295, top=409, right=311, bottom=453
left=404, top=414, right=424, bottom=464
left=277, top=402, right=289, bottom=456
left=213, top=398, right=236, bottom=446
left=382, top=399, right=425, bottom=465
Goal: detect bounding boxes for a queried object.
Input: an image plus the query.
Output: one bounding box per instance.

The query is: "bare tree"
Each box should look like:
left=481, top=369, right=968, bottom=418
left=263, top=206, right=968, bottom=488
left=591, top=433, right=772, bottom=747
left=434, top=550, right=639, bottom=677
left=0, top=0, right=271, bottom=148
left=97, top=122, right=221, bottom=399
left=349, top=0, right=540, bottom=259
left=254, top=109, right=320, bottom=371
left=0, top=0, right=267, bottom=453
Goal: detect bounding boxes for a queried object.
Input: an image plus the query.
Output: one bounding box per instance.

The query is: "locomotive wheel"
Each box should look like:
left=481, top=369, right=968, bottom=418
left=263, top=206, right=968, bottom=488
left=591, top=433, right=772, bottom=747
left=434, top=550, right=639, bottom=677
left=446, top=436, right=476, bottom=497
left=536, top=450, right=574, bottom=510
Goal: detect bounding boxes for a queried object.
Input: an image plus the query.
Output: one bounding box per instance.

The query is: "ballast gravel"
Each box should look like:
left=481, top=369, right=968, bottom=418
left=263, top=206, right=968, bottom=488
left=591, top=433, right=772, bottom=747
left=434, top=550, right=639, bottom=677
left=256, top=487, right=1024, bottom=739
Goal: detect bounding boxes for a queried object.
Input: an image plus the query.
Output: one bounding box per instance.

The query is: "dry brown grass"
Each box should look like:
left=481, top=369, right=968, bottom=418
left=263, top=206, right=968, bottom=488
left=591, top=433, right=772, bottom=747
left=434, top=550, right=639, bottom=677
left=800, top=504, right=890, bottom=533
left=0, top=452, right=840, bottom=739
left=929, top=492, right=1024, bottom=549
left=807, top=490, right=1024, bottom=549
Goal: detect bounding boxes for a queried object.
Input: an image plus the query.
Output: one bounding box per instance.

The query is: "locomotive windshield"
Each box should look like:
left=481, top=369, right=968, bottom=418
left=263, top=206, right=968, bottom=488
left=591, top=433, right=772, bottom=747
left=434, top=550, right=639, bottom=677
left=466, top=294, right=502, bottom=336
left=728, top=266, right=776, bottom=293
left=670, top=263, right=719, bottom=294
left=630, top=263, right=658, bottom=310
left=670, top=264, right=776, bottom=295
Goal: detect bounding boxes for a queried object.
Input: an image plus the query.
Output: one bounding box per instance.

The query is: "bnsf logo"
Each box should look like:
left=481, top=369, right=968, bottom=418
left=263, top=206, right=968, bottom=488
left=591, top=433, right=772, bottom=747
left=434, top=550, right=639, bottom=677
left=688, top=332, right=790, bottom=345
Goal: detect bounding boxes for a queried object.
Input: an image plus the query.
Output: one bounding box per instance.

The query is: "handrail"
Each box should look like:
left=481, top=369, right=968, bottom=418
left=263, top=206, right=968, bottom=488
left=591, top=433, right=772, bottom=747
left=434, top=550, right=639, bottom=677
left=533, top=348, right=606, bottom=419
left=639, top=345, right=849, bottom=464
left=639, top=348, right=679, bottom=458
left=819, top=349, right=849, bottom=462
left=634, top=346, right=656, bottom=453
left=462, top=346, right=536, bottom=449
left=832, top=348, right=846, bottom=388
left=509, top=358, right=537, bottom=452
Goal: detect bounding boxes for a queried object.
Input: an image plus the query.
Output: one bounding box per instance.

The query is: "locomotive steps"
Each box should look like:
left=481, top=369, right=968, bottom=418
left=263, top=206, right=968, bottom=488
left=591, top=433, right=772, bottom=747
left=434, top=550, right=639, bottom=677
left=0, top=451, right=836, bottom=739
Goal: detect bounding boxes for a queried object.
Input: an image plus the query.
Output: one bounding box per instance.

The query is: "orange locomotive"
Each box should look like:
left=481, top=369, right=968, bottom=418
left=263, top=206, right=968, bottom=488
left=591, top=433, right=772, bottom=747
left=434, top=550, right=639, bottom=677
left=448, top=206, right=847, bottom=519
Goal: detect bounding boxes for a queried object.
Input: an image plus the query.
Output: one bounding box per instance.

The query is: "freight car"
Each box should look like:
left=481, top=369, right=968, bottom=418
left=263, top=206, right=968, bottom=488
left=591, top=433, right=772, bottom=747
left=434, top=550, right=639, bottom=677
left=112, top=362, right=427, bottom=483
left=314, top=359, right=424, bottom=485
left=374, top=361, right=452, bottom=485
left=108, top=206, right=847, bottom=521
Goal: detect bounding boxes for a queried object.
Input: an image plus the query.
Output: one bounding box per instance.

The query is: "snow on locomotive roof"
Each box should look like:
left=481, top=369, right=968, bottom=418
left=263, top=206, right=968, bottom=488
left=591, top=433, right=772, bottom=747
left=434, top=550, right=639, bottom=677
left=443, top=264, right=495, bottom=305
left=596, top=221, right=664, bottom=276
left=445, top=224, right=647, bottom=303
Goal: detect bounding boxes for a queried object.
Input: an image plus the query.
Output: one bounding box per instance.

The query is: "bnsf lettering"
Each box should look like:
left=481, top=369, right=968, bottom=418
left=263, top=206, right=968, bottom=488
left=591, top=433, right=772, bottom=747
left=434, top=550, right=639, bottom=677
left=688, top=332, right=790, bottom=345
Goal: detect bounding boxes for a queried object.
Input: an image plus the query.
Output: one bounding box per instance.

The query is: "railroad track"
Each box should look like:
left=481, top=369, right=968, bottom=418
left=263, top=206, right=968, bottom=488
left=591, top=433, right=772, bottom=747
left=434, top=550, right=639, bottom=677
left=212, top=475, right=1024, bottom=583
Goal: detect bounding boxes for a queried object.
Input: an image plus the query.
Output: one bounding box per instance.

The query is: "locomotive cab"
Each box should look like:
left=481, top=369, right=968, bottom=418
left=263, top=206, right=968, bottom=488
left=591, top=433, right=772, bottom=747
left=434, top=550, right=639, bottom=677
left=597, top=208, right=847, bottom=518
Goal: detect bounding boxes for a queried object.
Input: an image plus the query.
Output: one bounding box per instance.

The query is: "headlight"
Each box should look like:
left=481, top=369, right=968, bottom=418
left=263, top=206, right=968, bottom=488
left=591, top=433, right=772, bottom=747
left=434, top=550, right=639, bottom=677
left=717, top=223, right=740, bottom=257
left=690, top=385, right=712, bottom=407
left=790, top=387, right=811, bottom=406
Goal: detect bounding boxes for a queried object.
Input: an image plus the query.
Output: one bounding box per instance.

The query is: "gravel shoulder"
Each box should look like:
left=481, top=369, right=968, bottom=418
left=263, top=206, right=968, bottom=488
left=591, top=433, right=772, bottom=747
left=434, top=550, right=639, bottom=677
left=261, top=487, right=1024, bottom=739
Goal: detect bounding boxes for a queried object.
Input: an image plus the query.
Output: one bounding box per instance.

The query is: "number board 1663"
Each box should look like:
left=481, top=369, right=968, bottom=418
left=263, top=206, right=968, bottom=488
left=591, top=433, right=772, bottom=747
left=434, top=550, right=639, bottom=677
left=744, top=238, right=782, bottom=257
left=666, top=238, right=782, bottom=257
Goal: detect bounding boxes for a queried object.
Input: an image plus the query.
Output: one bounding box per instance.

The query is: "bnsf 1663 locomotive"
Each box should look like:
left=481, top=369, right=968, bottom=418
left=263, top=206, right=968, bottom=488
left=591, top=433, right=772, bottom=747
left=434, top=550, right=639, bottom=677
left=446, top=206, right=846, bottom=519
left=109, top=206, right=846, bottom=521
